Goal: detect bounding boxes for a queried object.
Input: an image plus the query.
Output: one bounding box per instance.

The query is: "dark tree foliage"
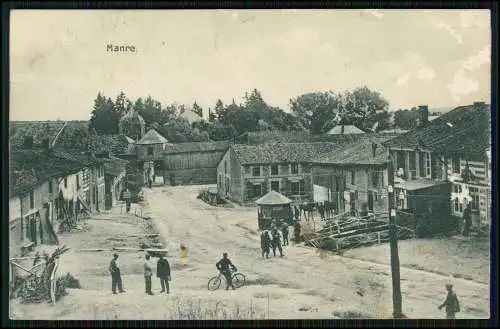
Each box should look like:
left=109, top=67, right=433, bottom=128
left=89, top=92, right=120, bottom=134
left=393, top=107, right=420, bottom=130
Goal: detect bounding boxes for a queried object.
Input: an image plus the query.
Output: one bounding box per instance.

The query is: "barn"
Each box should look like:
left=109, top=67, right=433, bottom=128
left=163, top=141, right=230, bottom=185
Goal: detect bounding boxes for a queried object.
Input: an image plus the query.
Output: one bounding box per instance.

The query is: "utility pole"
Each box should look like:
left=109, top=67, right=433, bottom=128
left=387, top=147, right=402, bottom=317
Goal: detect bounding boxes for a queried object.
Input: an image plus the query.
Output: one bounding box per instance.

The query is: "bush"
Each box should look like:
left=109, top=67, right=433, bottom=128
left=166, top=298, right=266, bottom=320
left=197, top=189, right=233, bottom=207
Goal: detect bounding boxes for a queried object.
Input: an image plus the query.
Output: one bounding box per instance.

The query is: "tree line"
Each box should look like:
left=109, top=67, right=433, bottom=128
left=89, top=87, right=431, bottom=142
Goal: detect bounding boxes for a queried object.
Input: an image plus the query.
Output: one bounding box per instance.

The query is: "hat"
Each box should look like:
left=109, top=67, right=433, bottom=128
left=113, top=253, right=118, bottom=257
left=445, top=283, right=453, bottom=288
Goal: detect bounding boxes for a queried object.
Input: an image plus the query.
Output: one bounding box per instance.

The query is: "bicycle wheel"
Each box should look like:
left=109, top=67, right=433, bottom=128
left=207, top=276, right=221, bottom=291
left=232, top=273, right=246, bottom=288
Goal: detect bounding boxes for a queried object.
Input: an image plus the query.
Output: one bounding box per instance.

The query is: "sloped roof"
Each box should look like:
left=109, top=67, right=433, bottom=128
left=9, top=120, right=90, bottom=150
left=234, top=130, right=311, bottom=145
left=255, top=190, right=292, bottom=205
left=311, top=138, right=389, bottom=166
left=88, top=134, right=132, bottom=155
left=384, top=103, right=490, bottom=156
left=164, top=141, right=230, bottom=154
left=326, top=125, right=365, bottom=135
left=119, top=110, right=145, bottom=125
left=232, top=142, right=355, bottom=165
left=179, top=110, right=203, bottom=124
left=9, top=148, right=99, bottom=197
left=136, top=129, right=170, bottom=145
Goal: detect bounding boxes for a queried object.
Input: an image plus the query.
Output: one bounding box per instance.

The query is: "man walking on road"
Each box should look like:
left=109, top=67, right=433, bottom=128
left=109, top=253, right=125, bottom=294
left=462, top=203, right=473, bottom=237
left=144, top=254, right=154, bottom=295
left=438, top=284, right=460, bottom=319
left=281, top=223, right=289, bottom=246
left=260, top=231, right=271, bottom=259
left=294, top=220, right=301, bottom=244
left=216, top=252, right=237, bottom=290
left=157, top=254, right=171, bottom=294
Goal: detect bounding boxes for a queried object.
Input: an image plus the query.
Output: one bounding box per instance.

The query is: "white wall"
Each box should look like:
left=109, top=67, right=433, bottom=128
left=9, top=197, right=21, bottom=221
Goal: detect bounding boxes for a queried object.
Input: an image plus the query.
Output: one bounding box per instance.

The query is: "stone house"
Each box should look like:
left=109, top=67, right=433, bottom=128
left=384, top=102, right=491, bottom=228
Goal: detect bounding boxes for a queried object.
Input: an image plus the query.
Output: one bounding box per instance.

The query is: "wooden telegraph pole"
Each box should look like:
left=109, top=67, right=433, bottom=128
left=387, top=147, right=403, bottom=317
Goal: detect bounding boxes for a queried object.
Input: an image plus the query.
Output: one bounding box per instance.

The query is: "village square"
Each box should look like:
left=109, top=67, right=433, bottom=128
left=8, top=9, right=491, bottom=321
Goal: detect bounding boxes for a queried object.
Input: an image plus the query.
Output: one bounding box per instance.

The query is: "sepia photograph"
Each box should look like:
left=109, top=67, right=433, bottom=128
left=8, top=9, right=491, bottom=320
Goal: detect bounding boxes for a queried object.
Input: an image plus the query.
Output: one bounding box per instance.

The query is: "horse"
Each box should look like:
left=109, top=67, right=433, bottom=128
left=299, top=202, right=315, bottom=222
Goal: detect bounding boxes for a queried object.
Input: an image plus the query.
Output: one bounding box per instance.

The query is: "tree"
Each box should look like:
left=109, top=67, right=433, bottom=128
left=160, top=117, right=210, bottom=143
left=192, top=101, right=203, bottom=118
left=393, top=107, right=419, bottom=130
left=114, top=91, right=129, bottom=116
left=361, top=110, right=392, bottom=132
left=290, top=91, right=340, bottom=134
left=89, top=92, right=120, bottom=134
left=208, top=107, right=216, bottom=122
left=214, top=99, right=225, bottom=121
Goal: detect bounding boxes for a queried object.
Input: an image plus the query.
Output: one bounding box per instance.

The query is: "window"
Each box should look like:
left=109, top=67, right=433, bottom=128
left=252, top=166, right=261, bottom=177
left=245, top=166, right=250, bottom=174
left=76, top=175, right=80, bottom=189
left=224, top=161, right=227, bottom=175
left=469, top=187, right=480, bottom=211
left=48, top=181, right=53, bottom=193
left=218, top=175, right=222, bottom=188
left=351, top=171, right=355, bottom=185
left=271, top=181, right=280, bottom=192
left=64, top=178, right=68, bottom=188
left=291, top=182, right=299, bottom=195
left=453, top=156, right=461, bottom=174
left=252, top=184, right=262, bottom=198
left=425, top=153, right=432, bottom=177
left=100, top=166, right=104, bottom=177
left=454, top=184, right=462, bottom=194
left=147, top=147, right=154, bottom=155
left=419, top=152, right=426, bottom=178
left=454, top=197, right=460, bottom=212
left=299, top=179, right=305, bottom=195
left=409, top=152, right=416, bottom=179
left=271, top=164, right=279, bottom=175
left=291, top=163, right=299, bottom=174
left=29, top=191, right=34, bottom=209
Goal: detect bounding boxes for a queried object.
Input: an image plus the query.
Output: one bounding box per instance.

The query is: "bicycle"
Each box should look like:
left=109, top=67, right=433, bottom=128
left=207, top=270, right=246, bottom=291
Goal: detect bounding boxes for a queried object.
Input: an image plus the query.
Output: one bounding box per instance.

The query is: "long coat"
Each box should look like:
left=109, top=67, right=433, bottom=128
left=157, top=258, right=171, bottom=278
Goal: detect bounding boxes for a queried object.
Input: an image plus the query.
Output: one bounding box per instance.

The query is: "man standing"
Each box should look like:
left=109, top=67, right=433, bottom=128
left=144, top=254, right=154, bottom=295
left=438, top=284, right=460, bottom=319
left=216, top=252, right=237, bottom=290
left=281, top=223, right=289, bottom=246
left=462, top=203, right=473, bottom=237
left=271, top=230, right=284, bottom=257
left=260, top=231, right=270, bottom=259
left=157, top=254, right=171, bottom=294
left=294, top=220, right=301, bottom=244
left=123, top=188, right=131, bottom=213
left=109, top=253, right=125, bottom=294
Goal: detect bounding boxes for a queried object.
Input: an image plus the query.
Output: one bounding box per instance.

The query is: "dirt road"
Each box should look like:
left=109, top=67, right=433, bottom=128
left=145, top=185, right=490, bottom=319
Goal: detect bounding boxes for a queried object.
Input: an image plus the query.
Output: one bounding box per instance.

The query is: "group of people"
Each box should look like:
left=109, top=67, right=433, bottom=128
left=109, top=253, right=171, bottom=295
left=260, top=220, right=301, bottom=259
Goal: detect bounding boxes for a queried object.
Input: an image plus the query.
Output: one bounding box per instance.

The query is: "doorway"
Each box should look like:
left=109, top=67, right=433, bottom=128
left=367, top=191, right=374, bottom=212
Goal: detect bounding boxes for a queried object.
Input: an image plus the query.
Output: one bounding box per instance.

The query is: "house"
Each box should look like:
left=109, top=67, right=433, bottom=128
left=136, top=129, right=172, bottom=184
left=217, top=142, right=352, bottom=205
left=326, top=125, right=365, bottom=135
left=179, top=109, right=203, bottom=124
left=9, top=147, right=105, bottom=257
left=164, top=141, right=230, bottom=185
left=119, top=110, right=146, bottom=141
left=310, top=137, right=391, bottom=215
left=96, top=153, right=129, bottom=209
left=384, top=102, right=491, bottom=229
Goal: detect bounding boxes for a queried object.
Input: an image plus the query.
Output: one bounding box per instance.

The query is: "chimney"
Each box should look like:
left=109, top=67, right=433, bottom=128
left=418, top=105, right=429, bottom=126
left=23, top=136, right=34, bottom=149
left=341, top=125, right=345, bottom=134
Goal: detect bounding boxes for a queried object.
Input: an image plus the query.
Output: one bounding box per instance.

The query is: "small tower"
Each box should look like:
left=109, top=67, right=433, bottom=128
left=119, top=110, right=146, bottom=140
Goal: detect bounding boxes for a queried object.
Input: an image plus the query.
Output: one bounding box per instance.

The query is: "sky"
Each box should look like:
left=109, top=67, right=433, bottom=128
left=10, top=9, right=491, bottom=121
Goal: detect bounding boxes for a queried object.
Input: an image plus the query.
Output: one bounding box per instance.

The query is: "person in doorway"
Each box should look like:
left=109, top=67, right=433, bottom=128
left=144, top=254, right=154, bottom=295
left=438, top=284, right=460, bottom=319
left=157, top=254, right=171, bottom=294
left=109, top=253, right=125, bottom=294
left=271, top=230, right=284, bottom=257
left=462, top=203, right=473, bottom=237
left=216, top=252, right=237, bottom=290
left=281, top=223, right=289, bottom=246
left=294, top=220, right=301, bottom=244
left=260, top=231, right=270, bottom=259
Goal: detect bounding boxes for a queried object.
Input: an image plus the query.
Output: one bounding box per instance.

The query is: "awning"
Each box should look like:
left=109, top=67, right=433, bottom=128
left=397, top=179, right=450, bottom=192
